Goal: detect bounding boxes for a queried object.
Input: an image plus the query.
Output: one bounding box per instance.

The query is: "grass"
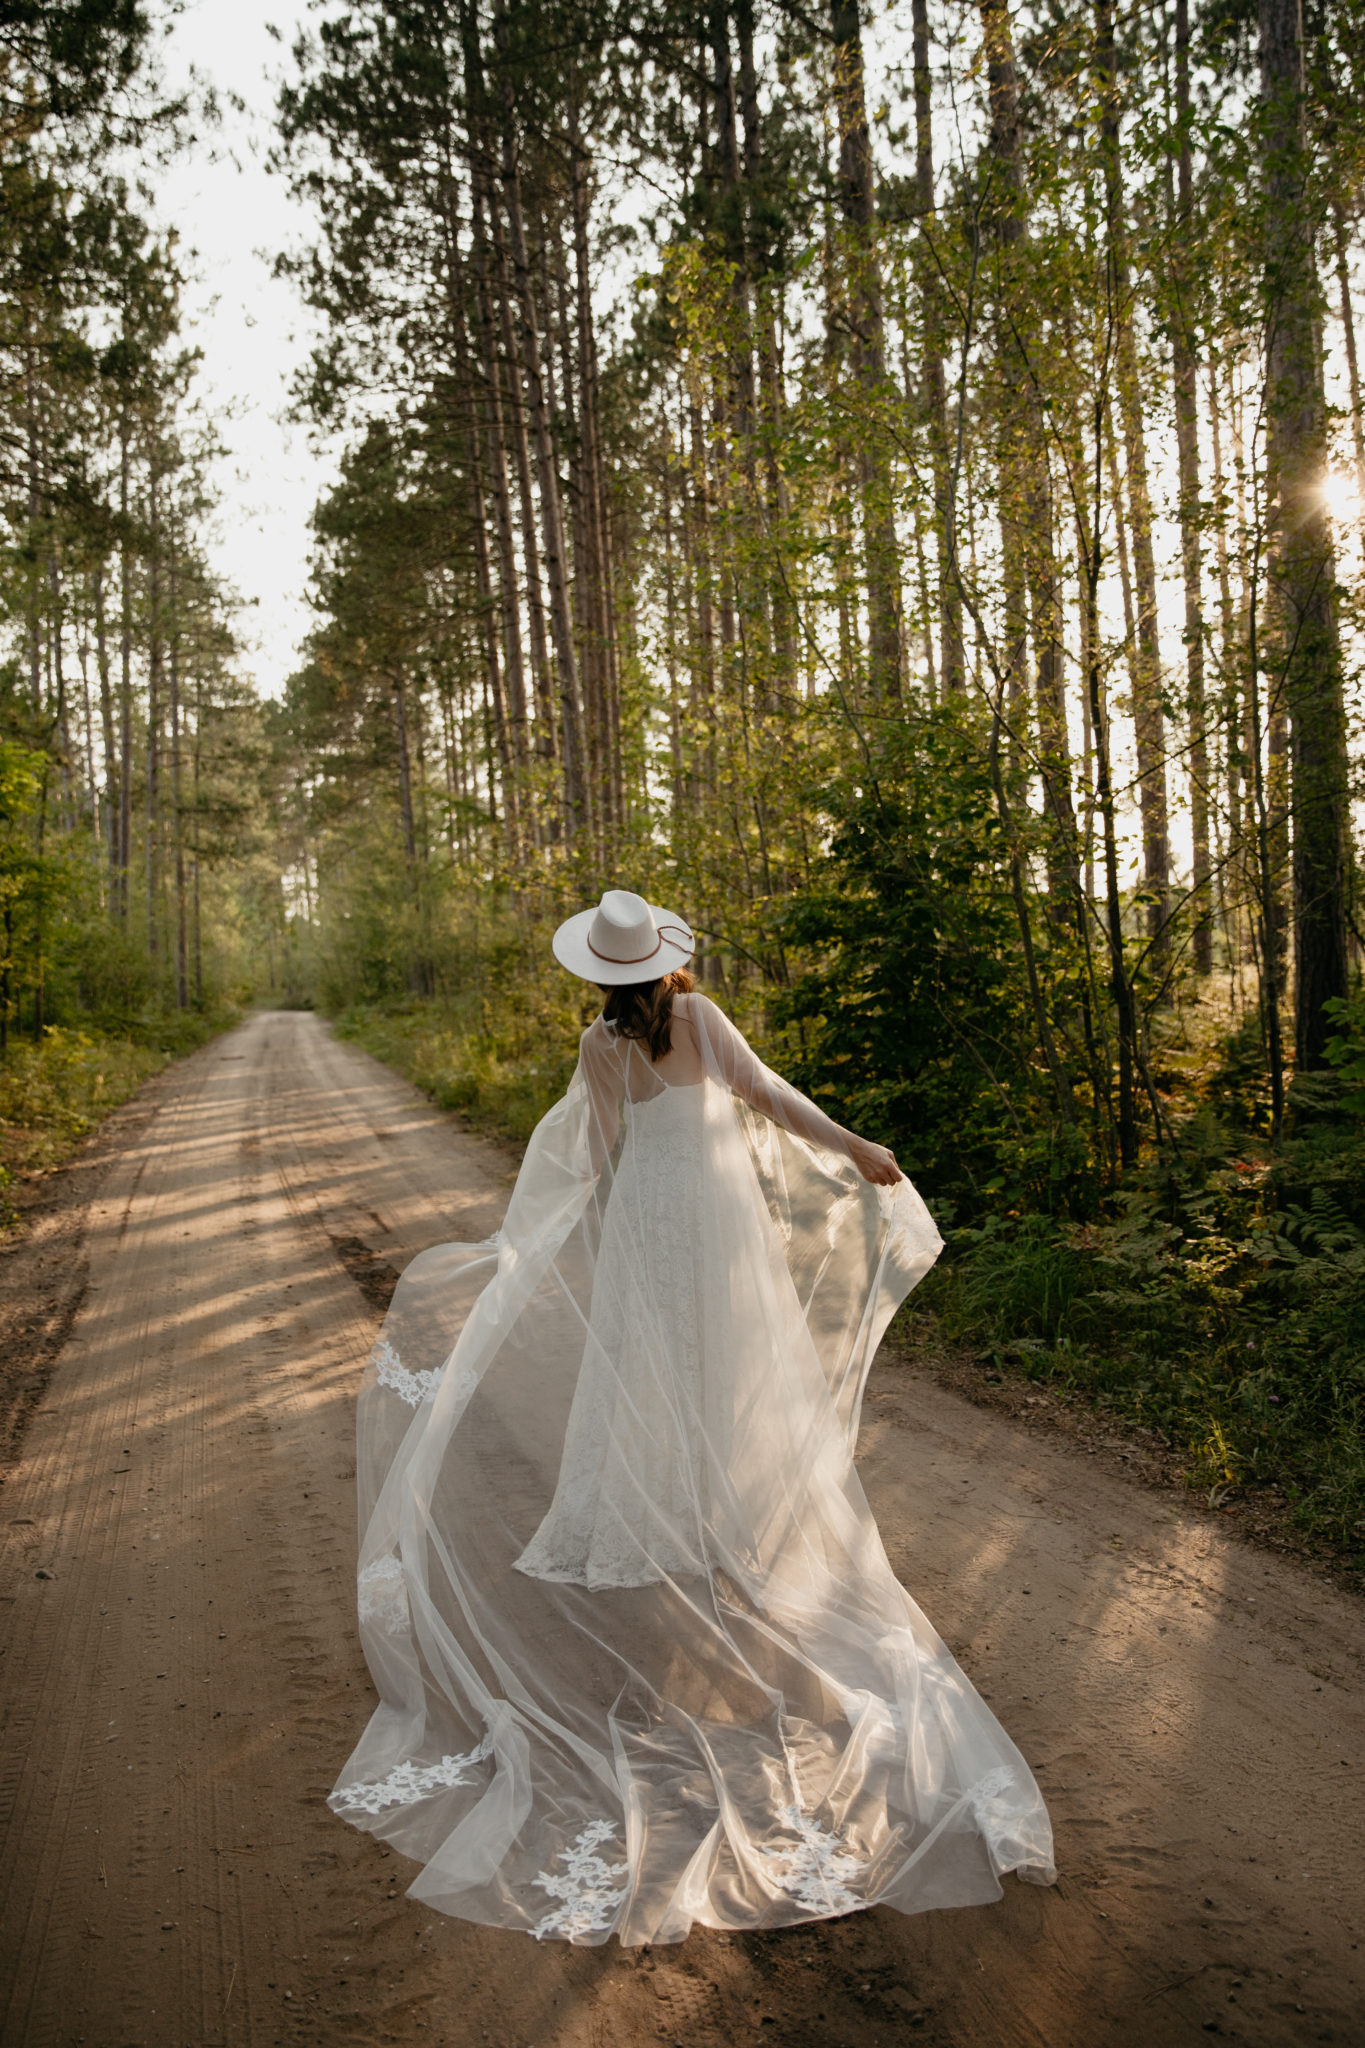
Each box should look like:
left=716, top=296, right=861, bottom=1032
left=332, top=994, right=580, bottom=1148
left=0, top=1012, right=231, bottom=1218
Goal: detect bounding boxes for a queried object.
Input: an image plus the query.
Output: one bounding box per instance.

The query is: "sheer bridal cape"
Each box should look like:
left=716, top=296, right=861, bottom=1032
left=329, top=991, right=1055, bottom=1942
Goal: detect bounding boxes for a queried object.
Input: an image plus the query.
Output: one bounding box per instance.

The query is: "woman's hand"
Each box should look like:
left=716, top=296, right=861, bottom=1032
left=847, top=1133, right=904, bottom=1186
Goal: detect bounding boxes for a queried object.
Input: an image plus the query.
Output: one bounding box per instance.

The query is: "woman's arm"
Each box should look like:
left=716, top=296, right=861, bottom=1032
left=690, top=994, right=902, bottom=1185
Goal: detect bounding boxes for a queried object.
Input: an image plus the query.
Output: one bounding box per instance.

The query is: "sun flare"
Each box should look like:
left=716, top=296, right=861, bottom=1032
left=1320, top=469, right=1361, bottom=527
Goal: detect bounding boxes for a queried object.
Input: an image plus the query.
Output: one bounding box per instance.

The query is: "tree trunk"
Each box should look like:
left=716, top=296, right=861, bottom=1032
left=687, top=395, right=718, bottom=798
left=93, top=559, right=119, bottom=885
left=1172, top=0, right=1212, bottom=972
left=912, top=0, right=964, bottom=694
left=979, top=0, right=1076, bottom=885
left=1331, top=207, right=1365, bottom=509
left=1208, top=358, right=1245, bottom=959
left=449, top=189, right=526, bottom=748
left=828, top=0, right=902, bottom=696
left=567, top=130, right=623, bottom=834
left=458, top=0, right=554, bottom=797
left=1082, top=509, right=1140, bottom=1168
left=445, top=197, right=519, bottom=849
left=192, top=671, right=203, bottom=1008
left=476, top=183, right=555, bottom=781
left=1095, top=0, right=1171, bottom=973
left=494, top=14, right=589, bottom=836
left=24, top=310, right=42, bottom=712
left=168, top=546, right=188, bottom=1009
left=146, top=459, right=161, bottom=964
left=118, top=414, right=133, bottom=920
left=1259, top=0, right=1350, bottom=1068
left=734, top=0, right=796, bottom=701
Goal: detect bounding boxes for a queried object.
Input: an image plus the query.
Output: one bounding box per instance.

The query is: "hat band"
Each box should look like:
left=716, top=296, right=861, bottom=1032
left=585, top=922, right=692, bottom=967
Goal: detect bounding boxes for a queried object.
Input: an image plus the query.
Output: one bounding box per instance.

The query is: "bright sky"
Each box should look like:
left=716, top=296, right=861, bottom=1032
left=156, top=0, right=328, bottom=701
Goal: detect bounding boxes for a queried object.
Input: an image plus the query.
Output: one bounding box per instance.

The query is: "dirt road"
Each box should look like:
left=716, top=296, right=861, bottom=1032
left=1, top=1011, right=1361, bottom=2048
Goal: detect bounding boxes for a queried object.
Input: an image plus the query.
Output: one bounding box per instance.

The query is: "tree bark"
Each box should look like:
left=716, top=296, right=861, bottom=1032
left=450, top=190, right=527, bottom=754
left=478, top=181, right=557, bottom=775
left=445, top=200, right=519, bottom=849
left=1331, top=206, right=1365, bottom=505
left=567, top=125, right=623, bottom=833
left=734, top=0, right=796, bottom=700
left=829, top=0, right=902, bottom=696
left=1171, top=0, right=1212, bottom=972
left=494, top=10, right=589, bottom=836
left=1095, top=0, right=1171, bottom=971
left=1259, top=0, right=1350, bottom=1068
left=979, top=0, right=1076, bottom=885
left=167, top=545, right=187, bottom=1009
left=93, top=558, right=118, bottom=884
left=146, top=457, right=161, bottom=963
left=912, top=0, right=964, bottom=694
left=117, top=411, right=133, bottom=920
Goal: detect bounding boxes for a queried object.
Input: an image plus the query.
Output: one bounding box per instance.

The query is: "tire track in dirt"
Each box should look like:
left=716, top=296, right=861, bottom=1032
left=1, top=1010, right=1361, bottom=2047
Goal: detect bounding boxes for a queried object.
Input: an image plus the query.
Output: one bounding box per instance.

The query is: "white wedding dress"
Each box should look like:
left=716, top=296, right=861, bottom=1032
left=330, top=992, right=1054, bottom=1942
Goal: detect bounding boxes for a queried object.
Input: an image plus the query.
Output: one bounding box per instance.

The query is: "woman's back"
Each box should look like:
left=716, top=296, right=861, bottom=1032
left=582, top=988, right=706, bottom=1099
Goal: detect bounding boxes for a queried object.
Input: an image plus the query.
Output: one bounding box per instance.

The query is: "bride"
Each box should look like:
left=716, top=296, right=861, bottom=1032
left=329, top=889, right=1055, bottom=1943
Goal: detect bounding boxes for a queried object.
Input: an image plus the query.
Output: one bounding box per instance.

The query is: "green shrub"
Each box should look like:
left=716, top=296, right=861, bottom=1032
left=919, top=1168, right=1365, bottom=1560
left=0, top=1012, right=233, bottom=1216
left=334, top=997, right=580, bottom=1147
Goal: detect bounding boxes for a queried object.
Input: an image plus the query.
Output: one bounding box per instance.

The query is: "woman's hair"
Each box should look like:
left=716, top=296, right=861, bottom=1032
left=600, top=969, right=696, bottom=1062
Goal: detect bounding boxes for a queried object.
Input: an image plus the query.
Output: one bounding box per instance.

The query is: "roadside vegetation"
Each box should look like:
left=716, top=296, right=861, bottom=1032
left=0, top=1014, right=229, bottom=1211
left=0, top=12, right=293, bottom=1217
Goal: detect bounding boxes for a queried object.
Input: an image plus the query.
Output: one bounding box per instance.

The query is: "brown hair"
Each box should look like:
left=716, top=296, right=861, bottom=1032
left=600, top=969, right=696, bottom=1062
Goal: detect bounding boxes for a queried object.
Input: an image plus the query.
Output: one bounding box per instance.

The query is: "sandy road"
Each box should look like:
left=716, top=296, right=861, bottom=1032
left=0, top=1010, right=1361, bottom=2048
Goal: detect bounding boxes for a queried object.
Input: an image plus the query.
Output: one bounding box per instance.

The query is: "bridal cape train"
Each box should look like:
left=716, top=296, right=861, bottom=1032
left=329, top=991, right=1055, bottom=1942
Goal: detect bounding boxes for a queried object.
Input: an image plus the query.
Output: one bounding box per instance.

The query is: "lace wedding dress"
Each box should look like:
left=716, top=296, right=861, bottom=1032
left=329, top=993, right=1055, bottom=1943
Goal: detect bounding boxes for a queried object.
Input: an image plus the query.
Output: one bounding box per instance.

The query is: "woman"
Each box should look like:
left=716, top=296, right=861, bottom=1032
left=329, top=889, right=1054, bottom=1944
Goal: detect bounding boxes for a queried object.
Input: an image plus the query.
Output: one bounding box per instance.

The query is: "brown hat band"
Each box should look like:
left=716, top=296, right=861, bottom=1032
left=585, top=922, right=692, bottom=966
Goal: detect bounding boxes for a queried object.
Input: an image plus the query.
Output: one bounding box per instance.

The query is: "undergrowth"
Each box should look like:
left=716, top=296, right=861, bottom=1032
left=913, top=1128, right=1365, bottom=1562
left=333, top=992, right=582, bottom=1146
left=0, top=1011, right=231, bottom=1216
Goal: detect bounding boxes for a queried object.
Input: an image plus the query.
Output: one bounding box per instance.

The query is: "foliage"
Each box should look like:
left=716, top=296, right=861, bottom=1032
left=769, top=709, right=1092, bottom=1209
left=0, top=0, right=284, bottom=1070
left=329, top=899, right=590, bottom=1143
left=335, top=997, right=579, bottom=1150
left=1323, top=992, right=1365, bottom=1117
left=919, top=1135, right=1365, bottom=1557
left=0, top=1010, right=228, bottom=1214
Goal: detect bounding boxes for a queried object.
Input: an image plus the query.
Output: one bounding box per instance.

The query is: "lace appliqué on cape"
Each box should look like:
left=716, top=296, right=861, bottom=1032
left=759, top=1805, right=866, bottom=1914
left=330, top=1734, right=493, bottom=1817
left=371, top=1336, right=439, bottom=1407
left=371, top=1336, right=479, bottom=1412
left=530, top=1819, right=629, bottom=1941
left=357, top=1555, right=410, bottom=1636
left=968, top=1765, right=1017, bottom=1835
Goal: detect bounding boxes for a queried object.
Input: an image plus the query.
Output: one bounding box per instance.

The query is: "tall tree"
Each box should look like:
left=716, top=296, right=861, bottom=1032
left=828, top=0, right=902, bottom=697
left=1258, top=0, right=1350, bottom=1068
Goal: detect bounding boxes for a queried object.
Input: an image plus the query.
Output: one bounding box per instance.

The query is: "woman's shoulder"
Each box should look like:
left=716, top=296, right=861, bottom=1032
left=676, top=989, right=732, bottom=1034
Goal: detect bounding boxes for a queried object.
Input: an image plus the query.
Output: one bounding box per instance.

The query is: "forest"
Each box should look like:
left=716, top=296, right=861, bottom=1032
left=3, top=0, right=1363, bottom=1558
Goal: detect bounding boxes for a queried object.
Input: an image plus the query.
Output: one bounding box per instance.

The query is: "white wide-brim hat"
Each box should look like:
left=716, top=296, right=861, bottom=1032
left=553, top=888, right=695, bottom=986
